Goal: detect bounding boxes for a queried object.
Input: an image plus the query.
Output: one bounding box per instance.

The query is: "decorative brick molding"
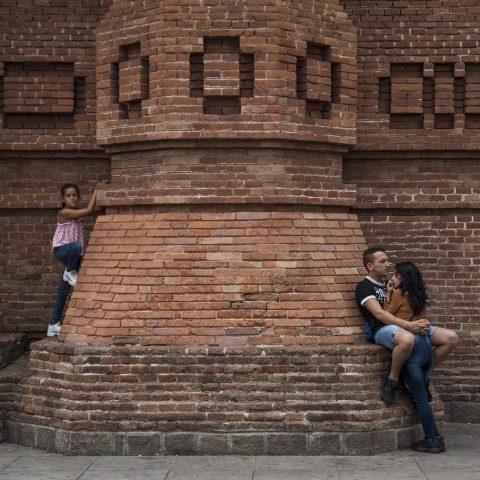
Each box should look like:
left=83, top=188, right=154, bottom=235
left=96, top=0, right=357, bottom=146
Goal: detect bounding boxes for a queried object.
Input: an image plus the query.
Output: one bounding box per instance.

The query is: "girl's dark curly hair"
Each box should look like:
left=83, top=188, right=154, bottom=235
left=395, top=262, right=428, bottom=316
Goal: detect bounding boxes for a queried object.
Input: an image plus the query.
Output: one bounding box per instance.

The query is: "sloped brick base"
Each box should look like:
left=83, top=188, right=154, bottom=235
left=2, top=339, right=443, bottom=455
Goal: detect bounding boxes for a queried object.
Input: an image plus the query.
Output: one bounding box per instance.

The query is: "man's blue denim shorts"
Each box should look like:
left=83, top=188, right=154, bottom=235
left=374, top=324, right=437, bottom=350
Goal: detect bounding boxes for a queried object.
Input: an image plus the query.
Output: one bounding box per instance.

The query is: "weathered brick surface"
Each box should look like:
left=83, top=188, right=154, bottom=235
left=0, top=334, right=27, bottom=370
left=60, top=209, right=365, bottom=346
left=1, top=340, right=442, bottom=444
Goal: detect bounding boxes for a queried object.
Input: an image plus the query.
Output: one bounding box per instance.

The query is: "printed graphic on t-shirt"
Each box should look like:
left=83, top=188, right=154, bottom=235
left=374, top=285, right=387, bottom=306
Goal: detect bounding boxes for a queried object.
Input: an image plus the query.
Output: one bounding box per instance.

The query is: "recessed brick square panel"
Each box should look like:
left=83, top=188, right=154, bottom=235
left=189, top=37, right=245, bottom=113
left=434, top=77, right=455, bottom=114
left=3, top=63, right=74, bottom=114
left=390, top=69, right=423, bottom=114
left=305, top=56, right=332, bottom=102
left=110, top=42, right=149, bottom=119
left=2, top=62, right=74, bottom=115
left=297, top=43, right=337, bottom=119
left=203, top=53, right=240, bottom=97
left=119, top=57, right=149, bottom=103
left=465, top=63, right=480, bottom=114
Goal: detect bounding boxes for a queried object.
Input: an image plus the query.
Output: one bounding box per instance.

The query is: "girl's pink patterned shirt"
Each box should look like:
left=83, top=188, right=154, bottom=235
left=52, top=220, right=85, bottom=251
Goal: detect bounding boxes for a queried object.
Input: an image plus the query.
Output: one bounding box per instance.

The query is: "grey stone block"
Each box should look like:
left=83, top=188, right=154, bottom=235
left=54, top=428, right=71, bottom=454
left=16, top=422, right=36, bottom=448
left=36, top=426, right=55, bottom=451
left=309, top=432, right=342, bottom=455
left=396, top=426, right=416, bottom=449
left=164, top=432, right=197, bottom=455
left=4, top=420, right=17, bottom=444
left=126, top=433, right=161, bottom=456
left=266, top=433, right=307, bottom=455
left=197, top=433, right=229, bottom=455
left=114, top=433, right=126, bottom=455
left=345, top=429, right=396, bottom=455
left=67, top=431, right=116, bottom=455
left=230, top=433, right=266, bottom=455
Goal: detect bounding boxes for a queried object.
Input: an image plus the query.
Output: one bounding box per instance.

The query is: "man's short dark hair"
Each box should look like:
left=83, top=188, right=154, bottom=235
left=363, top=247, right=386, bottom=269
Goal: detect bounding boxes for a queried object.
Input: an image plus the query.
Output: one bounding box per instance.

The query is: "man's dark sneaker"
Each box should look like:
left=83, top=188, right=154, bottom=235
left=426, top=380, right=433, bottom=402
left=381, top=374, right=398, bottom=406
left=436, top=435, right=446, bottom=452
left=412, top=436, right=444, bottom=453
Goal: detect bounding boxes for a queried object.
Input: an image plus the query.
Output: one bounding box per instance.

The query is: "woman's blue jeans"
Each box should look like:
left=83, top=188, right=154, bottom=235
left=50, top=242, right=82, bottom=325
left=401, top=334, right=439, bottom=440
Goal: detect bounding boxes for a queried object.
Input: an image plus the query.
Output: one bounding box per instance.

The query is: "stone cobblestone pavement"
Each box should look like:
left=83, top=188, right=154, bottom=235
left=0, top=424, right=478, bottom=480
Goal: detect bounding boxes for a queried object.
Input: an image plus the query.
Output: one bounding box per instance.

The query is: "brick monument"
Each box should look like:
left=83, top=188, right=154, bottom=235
left=0, top=1, right=478, bottom=454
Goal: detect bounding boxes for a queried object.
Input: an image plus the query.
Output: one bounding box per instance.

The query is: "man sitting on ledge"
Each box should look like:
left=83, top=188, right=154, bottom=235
left=355, top=247, right=458, bottom=405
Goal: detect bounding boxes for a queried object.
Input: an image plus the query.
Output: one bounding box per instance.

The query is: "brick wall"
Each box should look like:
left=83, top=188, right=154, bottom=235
left=344, top=154, right=480, bottom=420
left=0, top=0, right=109, bottom=150
left=0, top=1, right=111, bottom=335
left=1, top=0, right=478, bottom=451
left=340, top=0, right=480, bottom=419
left=0, top=155, right=110, bottom=334
left=342, top=0, right=480, bottom=151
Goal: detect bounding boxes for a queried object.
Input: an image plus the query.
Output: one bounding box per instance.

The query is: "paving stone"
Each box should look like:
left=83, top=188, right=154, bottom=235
left=166, top=456, right=254, bottom=480
left=79, top=457, right=175, bottom=480
left=335, top=456, right=426, bottom=480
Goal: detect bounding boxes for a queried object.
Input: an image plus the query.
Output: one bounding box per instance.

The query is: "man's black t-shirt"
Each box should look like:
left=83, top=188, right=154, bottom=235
left=355, top=276, right=387, bottom=337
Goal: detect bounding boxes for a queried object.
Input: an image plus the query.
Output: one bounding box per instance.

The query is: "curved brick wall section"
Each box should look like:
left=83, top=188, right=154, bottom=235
left=3, top=340, right=443, bottom=455
left=99, top=142, right=356, bottom=206
left=96, top=0, right=356, bottom=146
left=61, top=209, right=365, bottom=346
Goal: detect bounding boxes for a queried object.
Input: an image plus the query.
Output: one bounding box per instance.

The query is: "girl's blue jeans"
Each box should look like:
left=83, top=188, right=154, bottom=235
left=50, top=242, right=82, bottom=325
left=401, top=334, right=439, bottom=440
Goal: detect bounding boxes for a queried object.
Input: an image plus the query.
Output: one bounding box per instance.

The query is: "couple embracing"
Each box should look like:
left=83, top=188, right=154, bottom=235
left=356, top=247, right=458, bottom=454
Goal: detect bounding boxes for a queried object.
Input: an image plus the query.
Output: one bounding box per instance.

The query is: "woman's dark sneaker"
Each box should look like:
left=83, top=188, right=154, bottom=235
left=412, top=436, right=444, bottom=453
left=381, top=373, right=398, bottom=406
left=436, top=435, right=446, bottom=452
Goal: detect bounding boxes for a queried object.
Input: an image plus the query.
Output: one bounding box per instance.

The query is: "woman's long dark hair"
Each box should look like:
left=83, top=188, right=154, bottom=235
left=395, top=262, right=428, bottom=316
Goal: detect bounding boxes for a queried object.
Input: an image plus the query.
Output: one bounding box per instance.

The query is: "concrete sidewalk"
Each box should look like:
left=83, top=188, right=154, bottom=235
left=0, top=424, right=479, bottom=480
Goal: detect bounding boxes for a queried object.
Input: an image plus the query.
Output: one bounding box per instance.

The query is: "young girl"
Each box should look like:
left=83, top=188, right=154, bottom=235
left=48, top=184, right=97, bottom=337
left=385, top=262, right=444, bottom=453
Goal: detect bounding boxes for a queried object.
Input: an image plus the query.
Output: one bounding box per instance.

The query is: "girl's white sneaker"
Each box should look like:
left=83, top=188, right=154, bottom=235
left=63, top=269, right=78, bottom=286
left=47, top=323, right=61, bottom=337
